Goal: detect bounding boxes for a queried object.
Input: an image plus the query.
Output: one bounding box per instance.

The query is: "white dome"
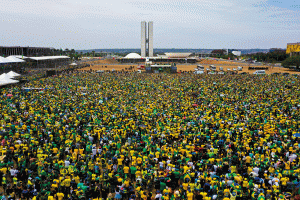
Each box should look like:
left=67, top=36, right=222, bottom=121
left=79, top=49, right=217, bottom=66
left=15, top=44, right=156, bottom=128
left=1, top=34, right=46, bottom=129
left=124, top=53, right=142, bottom=59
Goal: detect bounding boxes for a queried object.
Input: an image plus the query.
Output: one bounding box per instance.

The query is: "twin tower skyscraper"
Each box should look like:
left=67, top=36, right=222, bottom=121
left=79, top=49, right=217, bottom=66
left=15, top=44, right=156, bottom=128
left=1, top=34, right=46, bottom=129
left=141, top=21, right=153, bottom=57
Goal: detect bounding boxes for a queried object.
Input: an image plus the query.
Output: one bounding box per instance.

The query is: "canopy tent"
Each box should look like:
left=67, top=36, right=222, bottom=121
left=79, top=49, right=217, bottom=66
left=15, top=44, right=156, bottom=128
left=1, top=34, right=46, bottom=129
left=9, top=55, right=29, bottom=59
left=69, top=62, right=77, bottom=66
left=0, top=57, right=14, bottom=64
left=6, top=56, right=26, bottom=63
left=0, top=80, right=19, bottom=86
left=7, top=71, right=21, bottom=77
left=29, top=56, right=70, bottom=61
left=0, top=73, right=19, bottom=86
left=0, top=73, right=13, bottom=79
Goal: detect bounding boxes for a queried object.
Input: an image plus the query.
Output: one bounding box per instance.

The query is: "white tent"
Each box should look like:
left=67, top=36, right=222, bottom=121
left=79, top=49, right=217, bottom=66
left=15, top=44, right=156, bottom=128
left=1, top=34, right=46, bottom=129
left=0, top=57, right=13, bottom=64
left=6, top=56, right=26, bottom=63
left=0, top=73, right=19, bottom=86
left=7, top=71, right=21, bottom=77
left=69, top=62, right=77, bottom=66
left=9, top=55, right=29, bottom=59
left=29, top=56, right=70, bottom=61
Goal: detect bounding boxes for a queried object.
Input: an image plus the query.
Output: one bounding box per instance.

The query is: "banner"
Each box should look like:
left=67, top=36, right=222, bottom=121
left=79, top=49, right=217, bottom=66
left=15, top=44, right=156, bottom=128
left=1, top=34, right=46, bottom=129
left=286, top=44, right=300, bottom=54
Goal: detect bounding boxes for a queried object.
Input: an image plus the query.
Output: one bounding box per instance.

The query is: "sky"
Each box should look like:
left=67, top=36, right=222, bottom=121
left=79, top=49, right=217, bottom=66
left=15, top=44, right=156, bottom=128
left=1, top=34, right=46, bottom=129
left=0, top=0, right=300, bottom=50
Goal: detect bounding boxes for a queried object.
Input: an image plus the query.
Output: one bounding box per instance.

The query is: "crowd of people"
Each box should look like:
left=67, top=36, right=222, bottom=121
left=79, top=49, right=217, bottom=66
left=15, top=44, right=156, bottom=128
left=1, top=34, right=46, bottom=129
left=0, top=72, right=299, bottom=200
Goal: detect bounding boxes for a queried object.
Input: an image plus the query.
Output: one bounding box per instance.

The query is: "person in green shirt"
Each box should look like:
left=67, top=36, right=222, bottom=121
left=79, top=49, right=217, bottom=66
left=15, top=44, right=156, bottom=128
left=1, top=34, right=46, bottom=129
left=130, top=166, right=137, bottom=180
left=160, top=179, right=167, bottom=192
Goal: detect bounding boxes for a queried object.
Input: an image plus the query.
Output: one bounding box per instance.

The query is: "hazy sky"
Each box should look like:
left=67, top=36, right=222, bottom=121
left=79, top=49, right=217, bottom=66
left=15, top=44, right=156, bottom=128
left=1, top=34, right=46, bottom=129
left=1, top=0, right=299, bottom=50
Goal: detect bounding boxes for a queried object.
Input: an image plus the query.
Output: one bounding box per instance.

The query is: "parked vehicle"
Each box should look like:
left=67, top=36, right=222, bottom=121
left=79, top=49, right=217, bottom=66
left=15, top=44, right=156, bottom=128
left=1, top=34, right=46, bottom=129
left=210, top=65, right=216, bottom=71
left=253, top=70, right=266, bottom=75
left=194, top=70, right=204, bottom=74
left=197, top=65, right=205, bottom=70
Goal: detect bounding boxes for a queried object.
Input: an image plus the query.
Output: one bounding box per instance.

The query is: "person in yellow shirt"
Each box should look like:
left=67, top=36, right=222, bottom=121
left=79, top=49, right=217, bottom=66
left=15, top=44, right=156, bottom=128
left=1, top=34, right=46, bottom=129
left=124, top=165, right=129, bottom=175
left=48, top=194, right=54, bottom=200
left=155, top=151, right=160, bottom=158
left=52, top=147, right=58, bottom=154
left=163, top=193, right=170, bottom=200
left=182, top=181, right=189, bottom=191
left=123, top=178, right=130, bottom=187
left=56, top=192, right=64, bottom=200
left=74, top=175, right=80, bottom=184
left=64, top=177, right=71, bottom=193
left=245, top=155, right=251, bottom=166
left=183, top=165, right=190, bottom=173
left=137, top=156, right=143, bottom=165
left=79, top=147, right=84, bottom=154
left=141, top=192, right=147, bottom=200
left=117, top=157, right=123, bottom=166
left=186, top=191, right=193, bottom=200
left=51, top=180, right=59, bottom=192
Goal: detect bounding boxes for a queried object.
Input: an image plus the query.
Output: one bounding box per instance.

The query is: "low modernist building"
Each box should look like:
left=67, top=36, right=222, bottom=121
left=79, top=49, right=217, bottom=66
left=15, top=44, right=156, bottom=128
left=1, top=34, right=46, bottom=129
left=118, top=52, right=197, bottom=63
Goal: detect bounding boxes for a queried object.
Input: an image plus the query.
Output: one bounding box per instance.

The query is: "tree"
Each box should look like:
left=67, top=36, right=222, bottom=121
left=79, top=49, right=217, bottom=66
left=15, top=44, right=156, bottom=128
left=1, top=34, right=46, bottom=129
left=245, top=51, right=288, bottom=62
left=211, top=49, right=226, bottom=56
left=282, top=56, right=300, bottom=69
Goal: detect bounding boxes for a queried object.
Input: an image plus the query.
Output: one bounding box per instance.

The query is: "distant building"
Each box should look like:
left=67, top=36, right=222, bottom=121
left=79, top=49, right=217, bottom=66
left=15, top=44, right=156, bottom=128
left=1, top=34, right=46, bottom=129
left=118, top=52, right=196, bottom=63
left=0, top=46, right=53, bottom=57
left=227, top=49, right=241, bottom=56
left=211, top=49, right=227, bottom=55
left=141, top=21, right=154, bottom=57
left=269, top=48, right=285, bottom=53
left=232, top=51, right=241, bottom=56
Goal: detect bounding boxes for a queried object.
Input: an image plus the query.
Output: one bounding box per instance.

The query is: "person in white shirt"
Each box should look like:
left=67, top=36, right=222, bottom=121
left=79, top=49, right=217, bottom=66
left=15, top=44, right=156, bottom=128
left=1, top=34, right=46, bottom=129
left=88, top=134, right=93, bottom=143
left=289, top=153, right=297, bottom=162
left=92, top=146, right=97, bottom=156
left=253, top=166, right=260, bottom=174
left=155, top=191, right=162, bottom=200
left=65, top=160, right=70, bottom=167
left=10, top=168, right=18, bottom=177
left=272, top=176, right=280, bottom=186
left=16, top=139, right=22, bottom=144
left=159, top=161, right=164, bottom=170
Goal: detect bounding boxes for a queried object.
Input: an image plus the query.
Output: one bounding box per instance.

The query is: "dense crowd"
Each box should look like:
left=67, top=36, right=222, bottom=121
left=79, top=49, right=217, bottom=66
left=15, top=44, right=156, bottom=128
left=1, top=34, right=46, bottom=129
left=0, top=72, right=300, bottom=200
